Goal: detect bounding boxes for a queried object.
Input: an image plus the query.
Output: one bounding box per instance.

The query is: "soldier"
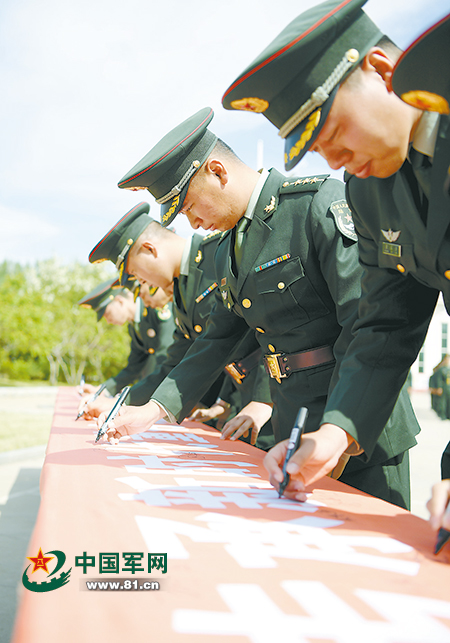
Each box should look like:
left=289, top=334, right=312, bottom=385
left=96, top=107, right=420, bottom=509
left=87, top=201, right=275, bottom=449
left=78, top=275, right=174, bottom=398
left=222, top=1, right=450, bottom=500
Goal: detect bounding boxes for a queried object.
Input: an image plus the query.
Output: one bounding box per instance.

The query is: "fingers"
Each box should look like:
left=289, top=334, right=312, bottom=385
left=264, top=440, right=289, bottom=484
left=251, top=424, right=261, bottom=446
left=221, top=415, right=253, bottom=441
left=427, top=479, right=450, bottom=531
left=264, top=440, right=307, bottom=500
left=187, top=409, right=205, bottom=421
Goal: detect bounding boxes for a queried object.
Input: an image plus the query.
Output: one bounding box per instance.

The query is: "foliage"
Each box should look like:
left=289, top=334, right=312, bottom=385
left=0, top=259, right=130, bottom=384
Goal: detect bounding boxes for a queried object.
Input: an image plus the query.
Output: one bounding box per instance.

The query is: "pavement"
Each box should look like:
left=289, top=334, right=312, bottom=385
left=0, top=387, right=449, bottom=642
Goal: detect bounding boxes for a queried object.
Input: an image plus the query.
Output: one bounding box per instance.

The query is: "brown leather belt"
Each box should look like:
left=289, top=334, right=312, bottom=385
left=225, top=348, right=262, bottom=385
left=264, top=345, right=334, bottom=384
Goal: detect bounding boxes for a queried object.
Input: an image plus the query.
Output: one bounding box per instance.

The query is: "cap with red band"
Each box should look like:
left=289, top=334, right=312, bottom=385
left=222, top=0, right=381, bottom=171
left=117, top=107, right=217, bottom=227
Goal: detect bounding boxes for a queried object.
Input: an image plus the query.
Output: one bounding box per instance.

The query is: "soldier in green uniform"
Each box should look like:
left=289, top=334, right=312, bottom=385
left=96, top=107, right=420, bottom=508
left=221, top=0, right=450, bottom=501
left=87, top=202, right=275, bottom=449
left=78, top=275, right=175, bottom=397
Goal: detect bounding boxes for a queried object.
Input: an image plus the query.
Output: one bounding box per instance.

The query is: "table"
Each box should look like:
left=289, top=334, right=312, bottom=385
left=12, top=388, right=450, bottom=642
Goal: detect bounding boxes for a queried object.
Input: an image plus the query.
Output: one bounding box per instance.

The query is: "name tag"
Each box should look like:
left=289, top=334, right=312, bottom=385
left=382, top=242, right=402, bottom=257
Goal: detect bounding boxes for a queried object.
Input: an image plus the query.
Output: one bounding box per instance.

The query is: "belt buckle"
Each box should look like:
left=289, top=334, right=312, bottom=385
left=265, top=353, right=284, bottom=384
left=225, top=362, right=245, bottom=385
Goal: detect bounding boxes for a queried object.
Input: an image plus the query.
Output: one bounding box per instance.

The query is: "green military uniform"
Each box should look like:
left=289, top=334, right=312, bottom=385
left=78, top=275, right=175, bottom=394
left=89, top=204, right=273, bottom=449
left=429, top=369, right=443, bottom=418
left=149, top=168, right=419, bottom=508
left=431, top=364, right=450, bottom=421
left=126, top=232, right=275, bottom=450
left=103, top=297, right=175, bottom=396
left=442, top=442, right=450, bottom=479
left=221, top=0, right=450, bottom=491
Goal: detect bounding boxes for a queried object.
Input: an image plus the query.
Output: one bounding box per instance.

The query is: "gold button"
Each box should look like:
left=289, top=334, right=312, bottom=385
left=396, top=264, right=405, bottom=273
left=242, top=298, right=252, bottom=308
left=256, top=327, right=265, bottom=333
left=282, top=181, right=289, bottom=187
left=445, top=271, right=450, bottom=280
left=148, top=348, right=155, bottom=354
left=147, top=328, right=156, bottom=338
left=184, top=333, right=190, bottom=339
left=277, top=282, right=285, bottom=290
left=268, top=344, right=276, bottom=353
left=194, top=324, right=202, bottom=333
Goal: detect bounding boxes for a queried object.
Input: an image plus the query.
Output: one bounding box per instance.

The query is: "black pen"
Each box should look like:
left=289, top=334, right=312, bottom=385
left=435, top=527, right=450, bottom=554
left=95, top=386, right=130, bottom=443
left=278, top=406, right=309, bottom=498
left=76, top=382, right=108, bottom=420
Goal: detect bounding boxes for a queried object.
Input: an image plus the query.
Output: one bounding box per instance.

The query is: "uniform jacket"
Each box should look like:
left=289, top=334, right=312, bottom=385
left=128, top=233, right=264, bottom=406
left=104, top=298, right=175, bottom=396
left=152, top=169, right=419, bottom=468
left=323, top=114, right=450, bottom=457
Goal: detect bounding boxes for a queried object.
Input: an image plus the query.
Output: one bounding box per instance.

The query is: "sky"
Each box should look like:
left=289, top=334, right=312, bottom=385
left=0, top=0, right=448, bottom=266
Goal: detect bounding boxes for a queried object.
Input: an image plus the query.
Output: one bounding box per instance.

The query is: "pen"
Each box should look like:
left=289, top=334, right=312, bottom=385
left=78, top=374, right=85, bottom=395
left=75, top=382, right=108, bottom=420
left=434, top=527, right=450, bottom=554
left=95, top=386, right=130, bottom=443
left=278, top=406, right=309, bottom=498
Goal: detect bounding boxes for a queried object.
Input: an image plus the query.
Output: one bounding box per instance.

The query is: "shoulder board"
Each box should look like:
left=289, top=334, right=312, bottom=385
left=279, top=174, right=329, bottom=194
left=330, top=199, right=358, bottom=242
left=201, top=230, right=224, bottom=244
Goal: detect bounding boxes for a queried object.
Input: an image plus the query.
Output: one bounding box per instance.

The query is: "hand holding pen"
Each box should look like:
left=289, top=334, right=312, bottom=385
left=427, top=479, right=450, bottom=554
left=95, top=386, right=130, bottom=443
left=76, top=382, right=108, bottom=420
left=278, top=407, right=309, bottom=498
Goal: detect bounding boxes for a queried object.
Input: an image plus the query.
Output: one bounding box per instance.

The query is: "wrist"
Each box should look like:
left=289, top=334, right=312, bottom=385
left=215, top=398, right=231, bottom=410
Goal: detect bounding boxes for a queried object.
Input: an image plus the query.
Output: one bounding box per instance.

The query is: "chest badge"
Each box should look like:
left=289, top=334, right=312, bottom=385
left=381, top=229, right=402, bottom=257
left=381, top=229, right=401, bottom=242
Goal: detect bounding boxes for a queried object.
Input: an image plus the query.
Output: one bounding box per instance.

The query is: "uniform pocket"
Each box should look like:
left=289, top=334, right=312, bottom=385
left=254, top=256, right=330, bottom=331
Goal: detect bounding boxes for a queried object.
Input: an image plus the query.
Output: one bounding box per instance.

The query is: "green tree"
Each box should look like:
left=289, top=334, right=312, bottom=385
left=0, top=259, right=130, bottom=384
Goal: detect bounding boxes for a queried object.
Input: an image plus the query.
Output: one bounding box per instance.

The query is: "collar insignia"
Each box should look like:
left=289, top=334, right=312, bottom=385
left=264, top=196, right=276, bottom=213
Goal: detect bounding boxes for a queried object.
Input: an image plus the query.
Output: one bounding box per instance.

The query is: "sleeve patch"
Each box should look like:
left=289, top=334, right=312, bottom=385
left=330, top=199, right=358, bottom=242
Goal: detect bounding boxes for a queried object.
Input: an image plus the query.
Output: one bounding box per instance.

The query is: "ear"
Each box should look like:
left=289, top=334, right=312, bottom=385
left=140, top=239, right=157, bottom=257
left=362, top=47, right=396, bottom=92
left=205, top=158, right=229, bottom=186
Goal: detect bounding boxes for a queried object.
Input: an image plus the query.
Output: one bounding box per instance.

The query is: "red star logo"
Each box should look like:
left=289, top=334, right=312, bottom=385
left=27, top=548, right=54, bottom=574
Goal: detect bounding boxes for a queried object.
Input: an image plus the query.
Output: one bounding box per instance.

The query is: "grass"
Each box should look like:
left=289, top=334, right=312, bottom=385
left=0, top=382, right=57, bottom=452
left=0, top=414, right=53, bottom=452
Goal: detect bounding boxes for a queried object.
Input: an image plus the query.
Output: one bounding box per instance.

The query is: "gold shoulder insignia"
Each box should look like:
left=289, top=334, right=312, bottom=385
left=202, top=230, right=222, bottom=241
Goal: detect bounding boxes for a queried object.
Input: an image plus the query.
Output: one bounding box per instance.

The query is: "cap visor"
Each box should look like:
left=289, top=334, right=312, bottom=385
left=284, top=86, right=337, bottom=171
left=160, top=182, right=190, bottom=227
